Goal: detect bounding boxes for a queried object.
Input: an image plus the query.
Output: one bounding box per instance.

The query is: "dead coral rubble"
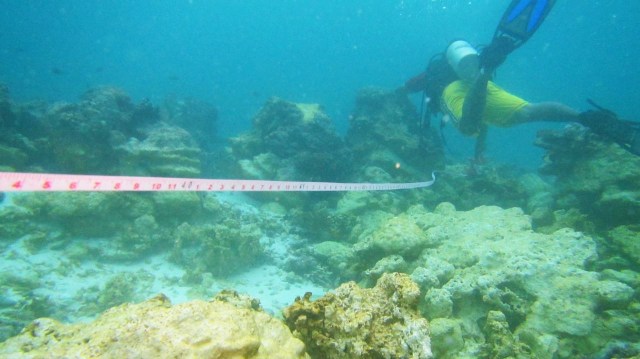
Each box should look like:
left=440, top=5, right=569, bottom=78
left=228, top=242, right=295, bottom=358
left=283, top=272, right=432, bottom=359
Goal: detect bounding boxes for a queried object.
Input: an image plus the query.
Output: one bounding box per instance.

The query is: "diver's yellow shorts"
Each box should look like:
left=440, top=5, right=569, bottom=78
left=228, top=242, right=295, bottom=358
left=442, top=80, right=529, bottom=128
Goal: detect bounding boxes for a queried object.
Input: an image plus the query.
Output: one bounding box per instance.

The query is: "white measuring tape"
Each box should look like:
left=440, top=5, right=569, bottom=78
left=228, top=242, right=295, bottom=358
left=0, top=172, right=436, bottom=192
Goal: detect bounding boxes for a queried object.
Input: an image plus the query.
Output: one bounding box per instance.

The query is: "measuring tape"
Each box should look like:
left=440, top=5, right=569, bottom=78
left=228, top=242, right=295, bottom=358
left=0, top=172, right=436, bottom=192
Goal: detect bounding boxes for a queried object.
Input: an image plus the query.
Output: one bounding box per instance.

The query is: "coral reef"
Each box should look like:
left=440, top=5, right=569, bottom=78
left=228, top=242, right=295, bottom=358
left=0, top=85, right=46, bottom=172
left=10, top=192, right=141, bottom=238
left=0, top=186, right=291, bottom=340
left=229, top=97, right=352, bottom=183
left=0, top=144, right=27, bottom=171
left=310, top=202, right=639, bottom=358
left=346, top=87, right=443, bottom=181
left=364, top=214, right=430, bottom=259
left=0, top=271, right=55, bottom=343
left=481, top=310, right=532, bottom=358
left=3, top=81, right=640, bottom=358
left=608, top=225, right=640, bottom=265
left=535, top=125, right=640, bottom=229
left=80, top=272, right=154, bottom=315
left=160, top=96, right=218, bottom=152
left=0, top=293, right=309, bottom=358
left=40, top=87, right=159, bottom=174
left=0, top=85, right=216, bottom=178
left=4, top=190, right=265, bottom=271
left=117, top=123, right=202, bottom=177
left=171, top=220, right=264, bottom=278
left=0, top=84, right=10, bottom=126
left=283, top=272, right=432, bottom=359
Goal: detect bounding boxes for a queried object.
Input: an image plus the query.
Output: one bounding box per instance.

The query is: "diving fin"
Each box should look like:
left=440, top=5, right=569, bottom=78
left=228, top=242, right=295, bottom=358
left=495, top=0, right=557, bottom=49
left=481, top=0, right=556, bottom=72
left=578, top=100, right=640, bottom=156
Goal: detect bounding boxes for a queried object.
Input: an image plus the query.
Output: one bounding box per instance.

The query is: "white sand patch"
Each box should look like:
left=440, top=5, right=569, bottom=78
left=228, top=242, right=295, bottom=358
left=1, top=231, right=325, bottom=324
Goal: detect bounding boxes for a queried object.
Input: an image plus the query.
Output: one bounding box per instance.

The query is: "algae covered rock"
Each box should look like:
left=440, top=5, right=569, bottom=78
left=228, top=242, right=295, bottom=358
left=363, top=254, right=407, bottom=285
left=536, top=125, right=640, bottom=229
left=429, top=318, right=465, bottom=358
left=118, top=124, right=202, bottom=177
left=405, top=203, right=638, bottom=358
left=351, top=212, right=431, bottom=275
left=609, top=225, right=640, bottom=265
left=160, top=96, right=218, bottom=152
left=346, top=87, right=443, bottom=181
left=171, top=220, right=264, bottom=278
left=41, top=86, right=159, bottom=174
left=481, top=310, right=532, bottom=358
left=0, top=85, right=211, bottom=178
left=229, top=97, right=352, bottom=182
left=0, top=293, right=309, bottom=358
left=341, top=202, right=636, bottom=358
left=283, top=272, right=432, bottom=358
left=370, top=214, right=429, bottom=259
left=0, top=202, right=36, bottom=240
left=312, top=241, right=355, bottom=271
left=10, top=192, right=145, bottom=239
left=0, top=144, right=28, bottom=170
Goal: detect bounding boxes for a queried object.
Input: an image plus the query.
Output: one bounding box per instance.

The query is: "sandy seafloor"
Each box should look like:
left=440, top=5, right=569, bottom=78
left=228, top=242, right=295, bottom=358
left=0, top=191, right=326, bottom=321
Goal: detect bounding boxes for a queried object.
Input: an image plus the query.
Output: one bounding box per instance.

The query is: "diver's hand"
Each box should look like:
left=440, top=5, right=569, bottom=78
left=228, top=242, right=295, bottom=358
left=480, top=36, right=515, bottom=72
left=465, top=156, right=486, bottom=177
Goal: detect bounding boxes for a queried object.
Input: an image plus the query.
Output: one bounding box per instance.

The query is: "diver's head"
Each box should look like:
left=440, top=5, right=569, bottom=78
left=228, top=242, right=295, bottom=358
left=446, top=40, right=480, bottom=81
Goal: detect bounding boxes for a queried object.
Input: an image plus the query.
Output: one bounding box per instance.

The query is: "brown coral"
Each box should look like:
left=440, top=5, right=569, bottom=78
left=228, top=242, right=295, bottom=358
left=283, top=272, right=432, bottom=358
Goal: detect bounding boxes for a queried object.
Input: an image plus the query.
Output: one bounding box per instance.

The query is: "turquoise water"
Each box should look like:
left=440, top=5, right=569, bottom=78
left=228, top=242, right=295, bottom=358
left=1, top=1, right=640, bottom=358
left=2, top=1, right=638, bottom=165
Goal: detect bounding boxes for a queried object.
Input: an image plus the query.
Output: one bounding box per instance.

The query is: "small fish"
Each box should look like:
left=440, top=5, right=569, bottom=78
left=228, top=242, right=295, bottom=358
left=51, top=67, right=65, bottom=75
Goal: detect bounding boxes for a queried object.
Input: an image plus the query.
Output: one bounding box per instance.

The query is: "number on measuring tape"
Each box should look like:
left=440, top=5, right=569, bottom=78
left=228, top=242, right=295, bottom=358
left=0, top=172, right=436, bottom=192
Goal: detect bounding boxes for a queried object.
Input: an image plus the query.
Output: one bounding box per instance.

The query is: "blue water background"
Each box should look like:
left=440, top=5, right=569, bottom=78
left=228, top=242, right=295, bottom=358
left=1, top=0, right=638, bottom=169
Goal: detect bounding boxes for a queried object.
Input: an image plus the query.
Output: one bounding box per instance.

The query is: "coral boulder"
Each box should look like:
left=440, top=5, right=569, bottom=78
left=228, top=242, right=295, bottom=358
left=0, top=293, right=309, bottom=358
left=283, top=272, right=432, bottom=358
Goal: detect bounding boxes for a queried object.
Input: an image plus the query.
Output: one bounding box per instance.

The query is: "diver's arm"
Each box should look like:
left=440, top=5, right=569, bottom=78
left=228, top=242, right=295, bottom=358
left=474, top=124, right=488, bottom=162
left=403, top=71, right=428, bottom=93
left=459, top=71, right=492, bottom=135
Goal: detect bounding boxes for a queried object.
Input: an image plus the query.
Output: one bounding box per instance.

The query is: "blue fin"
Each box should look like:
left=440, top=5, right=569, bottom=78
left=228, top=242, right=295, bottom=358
left=495, top=0, right=556, bottom=48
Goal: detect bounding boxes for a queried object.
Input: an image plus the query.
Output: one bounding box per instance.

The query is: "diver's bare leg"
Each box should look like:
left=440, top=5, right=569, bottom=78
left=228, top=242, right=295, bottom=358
left=513, top=102, right=579, bottom=123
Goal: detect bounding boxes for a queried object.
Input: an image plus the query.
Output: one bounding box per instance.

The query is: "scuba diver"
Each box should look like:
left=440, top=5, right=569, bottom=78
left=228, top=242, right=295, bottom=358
left=403, top=0, right=640, bottom=161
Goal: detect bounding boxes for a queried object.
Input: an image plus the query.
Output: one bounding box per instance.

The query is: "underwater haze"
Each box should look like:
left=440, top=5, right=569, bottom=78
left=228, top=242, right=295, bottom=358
left=2, top=1, right=638, bottom=165
left=2, top=1, right=640, bottom=358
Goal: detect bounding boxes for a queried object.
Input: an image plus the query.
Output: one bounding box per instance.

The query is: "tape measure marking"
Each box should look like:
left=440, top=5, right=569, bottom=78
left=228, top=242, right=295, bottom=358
left=0, top=172, right=436, bottom=192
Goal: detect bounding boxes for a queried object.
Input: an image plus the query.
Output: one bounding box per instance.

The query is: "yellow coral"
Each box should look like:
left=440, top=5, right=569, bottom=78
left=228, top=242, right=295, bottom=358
left=0, top=294, right=309, bottom=358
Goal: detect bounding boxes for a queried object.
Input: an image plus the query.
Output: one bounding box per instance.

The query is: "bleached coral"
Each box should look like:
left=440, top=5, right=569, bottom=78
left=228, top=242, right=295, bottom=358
left=339, top=202, right=638, bottom=358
